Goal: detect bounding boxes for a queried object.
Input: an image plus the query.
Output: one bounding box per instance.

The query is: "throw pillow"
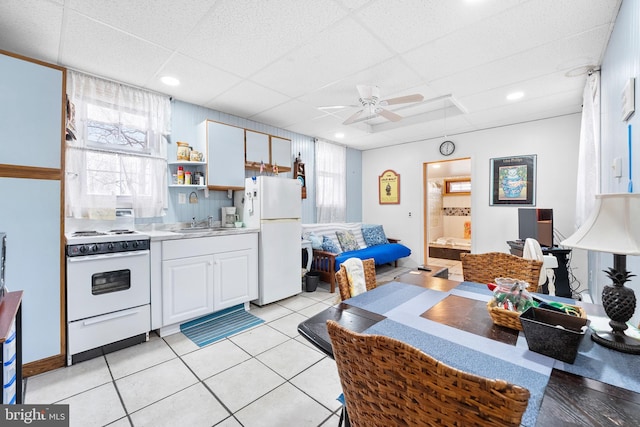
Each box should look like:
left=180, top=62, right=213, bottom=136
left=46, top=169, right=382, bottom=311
left=322, top=235, right=342, bottom=254
left=336, top=230, right=360, bottom=252
left=307, top=232, right=323, bottom=250
left=362, top=225, right=388, bottom=247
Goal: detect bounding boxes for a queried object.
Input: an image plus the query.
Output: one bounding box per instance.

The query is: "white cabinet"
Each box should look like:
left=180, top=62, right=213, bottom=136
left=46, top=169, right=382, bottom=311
left=158, top=232, right=258, bottom=334
left=245, top=130, right=270, bottom=166
left=162, top=255, right=214, bottom=325
left=213, top=248, right=257, bottom=311
left=270, top=136, right=292, bottom=170
left=200, top=120, right=245, bottom=189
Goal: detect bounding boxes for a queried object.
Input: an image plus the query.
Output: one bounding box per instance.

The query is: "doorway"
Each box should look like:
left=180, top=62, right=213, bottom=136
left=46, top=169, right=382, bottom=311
left=423, top=158, right=471, bottom=281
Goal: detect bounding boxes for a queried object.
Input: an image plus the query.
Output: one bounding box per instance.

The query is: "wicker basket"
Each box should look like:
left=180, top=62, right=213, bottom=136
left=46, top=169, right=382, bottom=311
left=487, top=299, right=587, bottom=331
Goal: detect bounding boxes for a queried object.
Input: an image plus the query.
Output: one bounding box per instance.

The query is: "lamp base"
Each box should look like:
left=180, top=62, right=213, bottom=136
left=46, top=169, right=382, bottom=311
left=591, top=330, right=640, bottom=354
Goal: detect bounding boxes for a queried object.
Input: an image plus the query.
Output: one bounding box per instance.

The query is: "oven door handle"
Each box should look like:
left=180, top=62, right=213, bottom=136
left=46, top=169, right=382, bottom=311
left=82, top=308, right=141, bottom=326
left=67, top=251, right=149, bottom=262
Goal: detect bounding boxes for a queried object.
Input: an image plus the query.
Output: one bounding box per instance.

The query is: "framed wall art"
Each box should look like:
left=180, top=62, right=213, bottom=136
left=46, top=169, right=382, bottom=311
left=379, top=169, right=400, bottom=204
left=490, top=155, right=536, bottom=206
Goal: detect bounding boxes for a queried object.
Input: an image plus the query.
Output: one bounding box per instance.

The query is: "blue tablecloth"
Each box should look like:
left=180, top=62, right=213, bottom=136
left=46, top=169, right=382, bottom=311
left=345, top=281, right=640, bottom=427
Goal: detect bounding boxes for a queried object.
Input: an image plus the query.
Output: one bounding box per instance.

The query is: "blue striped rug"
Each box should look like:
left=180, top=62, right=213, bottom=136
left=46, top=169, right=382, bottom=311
left=180, top=304, right=264, bottom=347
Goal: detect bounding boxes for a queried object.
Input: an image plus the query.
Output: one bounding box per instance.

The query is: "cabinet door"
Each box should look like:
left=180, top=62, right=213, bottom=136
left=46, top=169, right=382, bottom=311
left=0, top=53, right=63, bottom=169
left=245, top=130, right=270, bottom=165
left=270, top=136, right=292, bottom=169
left=205, top=121, right=245, bottom=188
left=162, top=255, right=214, bottom=325
left=213, top=248, right=257, bottom=311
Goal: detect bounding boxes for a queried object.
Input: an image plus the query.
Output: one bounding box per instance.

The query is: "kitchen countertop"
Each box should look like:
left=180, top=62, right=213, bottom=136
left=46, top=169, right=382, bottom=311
left=140, top=227, right=260, bottom=242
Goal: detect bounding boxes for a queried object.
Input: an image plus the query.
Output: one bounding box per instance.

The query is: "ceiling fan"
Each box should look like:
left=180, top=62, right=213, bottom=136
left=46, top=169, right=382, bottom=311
left=328, top=85, right=424, bottom=125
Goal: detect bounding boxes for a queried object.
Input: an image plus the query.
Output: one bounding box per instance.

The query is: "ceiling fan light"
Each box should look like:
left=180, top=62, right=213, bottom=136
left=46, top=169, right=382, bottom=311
left=160, top=75, right=180, bottom=86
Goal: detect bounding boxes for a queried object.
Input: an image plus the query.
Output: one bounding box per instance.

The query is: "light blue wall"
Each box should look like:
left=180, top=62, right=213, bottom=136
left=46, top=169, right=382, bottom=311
left=137, top=100, right=330, bottom=223
left=593, top=0, right=639, bottom=311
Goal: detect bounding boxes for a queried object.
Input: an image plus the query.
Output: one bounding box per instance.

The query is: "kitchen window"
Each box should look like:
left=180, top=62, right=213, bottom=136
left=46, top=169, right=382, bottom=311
left=65, top=70, right=170, bottom=218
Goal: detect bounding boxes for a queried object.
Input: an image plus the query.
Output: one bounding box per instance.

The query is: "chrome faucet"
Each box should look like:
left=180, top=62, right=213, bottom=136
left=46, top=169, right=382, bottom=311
left=191, top=217, right=196, bottom=228
left=208, top=215, right=214, bottom=228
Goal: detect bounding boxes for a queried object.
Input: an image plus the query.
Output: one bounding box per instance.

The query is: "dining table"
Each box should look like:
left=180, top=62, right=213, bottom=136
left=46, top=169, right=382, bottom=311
left=297, top=273, right=640, bottom=426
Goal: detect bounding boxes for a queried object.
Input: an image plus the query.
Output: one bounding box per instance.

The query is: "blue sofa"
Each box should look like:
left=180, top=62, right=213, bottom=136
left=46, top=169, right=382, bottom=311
left=301, top=223, right=411, bottom=293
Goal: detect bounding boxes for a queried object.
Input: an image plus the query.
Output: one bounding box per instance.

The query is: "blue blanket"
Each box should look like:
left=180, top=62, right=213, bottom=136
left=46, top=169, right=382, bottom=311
left=335, top=243, right=411, bottom=270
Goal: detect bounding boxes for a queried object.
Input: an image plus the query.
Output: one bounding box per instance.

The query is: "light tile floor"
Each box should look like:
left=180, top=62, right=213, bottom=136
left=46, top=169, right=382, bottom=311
left=23, top=261, right=461, bottom=427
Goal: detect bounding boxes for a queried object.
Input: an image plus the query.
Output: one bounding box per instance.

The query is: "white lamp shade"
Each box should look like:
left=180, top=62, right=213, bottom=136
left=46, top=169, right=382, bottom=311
left=561, top=193, right=640, bottom=255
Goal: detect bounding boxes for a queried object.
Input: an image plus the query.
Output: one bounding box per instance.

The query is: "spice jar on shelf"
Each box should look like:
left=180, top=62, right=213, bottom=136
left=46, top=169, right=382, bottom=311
left=177, top=166, right=185, bottom=184
left=185, top=171, right=192, bottom=185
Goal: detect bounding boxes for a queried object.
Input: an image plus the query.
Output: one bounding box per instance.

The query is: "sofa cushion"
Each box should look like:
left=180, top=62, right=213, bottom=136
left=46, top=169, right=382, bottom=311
left=322, top=235, right=341, bottom=254
left=336, top=230, right=360, bottom=252
left=307, top=232, right=323, bottom=250
left=362, top=225, right=388, bottom=246
left=335, top=243, right=411, bottom=271
left=302, top=223, right=366, bottom=249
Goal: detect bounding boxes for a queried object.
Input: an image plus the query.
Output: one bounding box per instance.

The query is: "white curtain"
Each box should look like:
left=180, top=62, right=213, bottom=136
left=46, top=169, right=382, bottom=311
left=575, top=71, right=601, bottom=228
left=315, top=139, right=346, bottom=223
left=65, top=71, right=170, bottom=218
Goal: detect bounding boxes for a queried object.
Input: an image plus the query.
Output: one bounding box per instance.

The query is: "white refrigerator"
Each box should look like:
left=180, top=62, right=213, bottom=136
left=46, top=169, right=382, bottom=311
left=237, top=176, right=302, bottom=305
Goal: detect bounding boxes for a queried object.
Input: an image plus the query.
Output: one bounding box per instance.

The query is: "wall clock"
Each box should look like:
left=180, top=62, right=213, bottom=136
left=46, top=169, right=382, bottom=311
left=439, top=140, right=455, bottom=156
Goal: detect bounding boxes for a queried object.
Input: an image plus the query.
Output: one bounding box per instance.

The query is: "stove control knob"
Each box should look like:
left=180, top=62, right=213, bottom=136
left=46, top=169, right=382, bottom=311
left=132, top=241, right=139, bottom=248
left=79, top=245, right=87, bottom=253
left=107, top=243, right=115, bottom=250
left=91, top=244, right=99, bottom=252
left=121, top=241, right=129, bottom=249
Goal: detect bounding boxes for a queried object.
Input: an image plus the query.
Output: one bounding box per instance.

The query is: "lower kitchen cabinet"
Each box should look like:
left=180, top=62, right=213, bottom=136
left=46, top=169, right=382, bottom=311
left=162, top=255, right=214, bottom=325
left=156, top=232, right=258, bottom=335
left=213, top=248, right=257, bottom=311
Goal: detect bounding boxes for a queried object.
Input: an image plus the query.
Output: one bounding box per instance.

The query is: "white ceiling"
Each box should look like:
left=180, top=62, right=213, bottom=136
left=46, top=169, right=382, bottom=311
left=0, top=0, right=621, bottom=150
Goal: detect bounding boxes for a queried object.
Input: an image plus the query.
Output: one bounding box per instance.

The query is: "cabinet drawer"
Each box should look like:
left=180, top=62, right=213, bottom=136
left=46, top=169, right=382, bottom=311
left=68, top=305, right=150, bottom=355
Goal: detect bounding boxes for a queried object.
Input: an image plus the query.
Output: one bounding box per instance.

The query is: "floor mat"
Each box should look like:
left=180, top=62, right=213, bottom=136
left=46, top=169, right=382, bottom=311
left=180, top=304, right=264, bottom=347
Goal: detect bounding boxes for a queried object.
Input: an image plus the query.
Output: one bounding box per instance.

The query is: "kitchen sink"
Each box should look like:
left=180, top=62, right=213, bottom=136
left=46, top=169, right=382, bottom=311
left=177, top=227, right=233, bottom=233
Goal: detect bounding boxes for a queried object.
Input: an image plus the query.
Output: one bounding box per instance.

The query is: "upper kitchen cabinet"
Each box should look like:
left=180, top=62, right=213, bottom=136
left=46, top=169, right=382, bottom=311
left=270, top=136, right=292, bottom=170
left=245, top=130, right=270, bottom=167
left=200, top=120, right=245, bottom=190
left=0, top=52, right=63, bottom=169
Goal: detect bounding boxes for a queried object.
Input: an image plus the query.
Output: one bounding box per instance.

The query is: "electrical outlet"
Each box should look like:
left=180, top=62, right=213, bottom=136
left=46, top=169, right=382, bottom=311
left=178, top=193, right=186, bottom=204
left=408, top=212, right=412, bottom=217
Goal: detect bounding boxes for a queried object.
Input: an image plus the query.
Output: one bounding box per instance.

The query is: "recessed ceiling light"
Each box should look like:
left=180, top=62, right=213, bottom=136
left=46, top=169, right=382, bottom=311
left=432, top=164, right=441, bottom=169
left=506, top=91, right=524, bottom=101
left=334, top=132, right=344, bottom=139
left=160, top=76, right=180, bottom=86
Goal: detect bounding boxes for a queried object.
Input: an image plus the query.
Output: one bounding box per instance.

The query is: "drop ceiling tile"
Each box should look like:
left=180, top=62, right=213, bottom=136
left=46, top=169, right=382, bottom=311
left=60, top=11, right=172, bottom=87
left=145, top=53, right=242, bottom=106
left=356, top=0, right=528, bottom=54
left=250, top=99, right=325, bottom=129
left=205, top=80, right=291, bottom=118
left=66, top=0, right=213, bottom=50
left=178, top=0, right=347, bottom=78
left=250, top=17, right=395, bottom=98
left=0, top=0, right=63, bottom=64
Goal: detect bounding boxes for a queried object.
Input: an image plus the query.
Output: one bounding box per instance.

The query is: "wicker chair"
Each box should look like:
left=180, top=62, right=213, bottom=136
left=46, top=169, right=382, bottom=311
left=460, top=252, right=543, bottom=293
left=335, top=258, right=377, bottom=301
left=327, top=320, right=530, bottom=427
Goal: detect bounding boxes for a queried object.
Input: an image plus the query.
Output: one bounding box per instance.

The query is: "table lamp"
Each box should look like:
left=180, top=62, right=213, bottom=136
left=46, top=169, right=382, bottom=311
left=561, top=193, right=640, bottom=354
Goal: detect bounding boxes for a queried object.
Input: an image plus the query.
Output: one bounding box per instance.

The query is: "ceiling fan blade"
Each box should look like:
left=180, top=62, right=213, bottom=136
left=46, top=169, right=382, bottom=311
left=379, top=93, right=424, bottom=106
left=376, top=108, right=403, bottom=122
left=343, top=109, right=364, bottom=125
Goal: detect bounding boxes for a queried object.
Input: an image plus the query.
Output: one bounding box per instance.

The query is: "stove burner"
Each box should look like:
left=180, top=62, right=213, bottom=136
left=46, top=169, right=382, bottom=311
left=73, top=231, right=108, bottom=237
left=110, top=229, right=135, bottom=234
